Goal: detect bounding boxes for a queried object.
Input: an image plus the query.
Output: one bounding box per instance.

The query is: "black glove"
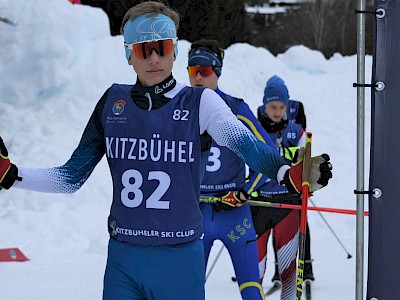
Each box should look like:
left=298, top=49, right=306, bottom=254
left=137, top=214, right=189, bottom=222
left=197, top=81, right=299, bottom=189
left=0, top=137, right=21, bottom=189
left=250, top=191, right=301, bottom=205
left=281, top=147, right=332, bottom=195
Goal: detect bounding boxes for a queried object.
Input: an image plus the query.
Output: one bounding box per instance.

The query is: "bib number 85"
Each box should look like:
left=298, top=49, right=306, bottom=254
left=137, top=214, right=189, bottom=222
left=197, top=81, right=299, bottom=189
left=121, top=169, right=171, bottom=209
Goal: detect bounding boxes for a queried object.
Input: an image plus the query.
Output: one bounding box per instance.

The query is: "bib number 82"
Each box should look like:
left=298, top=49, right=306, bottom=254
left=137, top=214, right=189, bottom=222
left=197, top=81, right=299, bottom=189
left=121, top=169, right=171, bottom=209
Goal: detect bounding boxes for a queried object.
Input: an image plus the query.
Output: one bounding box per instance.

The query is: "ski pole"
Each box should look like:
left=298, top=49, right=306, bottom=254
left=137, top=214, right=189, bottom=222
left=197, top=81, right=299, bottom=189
left=296, top=132, right=312, bottom=300
left=0, top=16, right=18, bottom=26
left=309, top=198, right=352, bottom=259
left=201, top=197, right=369, bottom=216
left=205, top=243, right=225, bottom=281
left=246, top=199, right=369, bottom=216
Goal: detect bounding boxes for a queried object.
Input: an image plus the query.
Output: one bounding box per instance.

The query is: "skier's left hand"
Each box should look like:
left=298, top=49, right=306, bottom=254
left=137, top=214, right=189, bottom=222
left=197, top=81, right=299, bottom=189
left=213, top=191, right=248, bottom=211
left=219, top=191, right=247, bottom=208
left=0, top=137, right=21, bottom=190
left=282, top=148, right=332, bottom=194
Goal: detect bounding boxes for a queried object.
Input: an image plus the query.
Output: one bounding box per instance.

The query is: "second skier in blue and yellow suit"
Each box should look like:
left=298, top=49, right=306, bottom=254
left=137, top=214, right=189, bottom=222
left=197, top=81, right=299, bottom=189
left=187, top=39, right=277, bottom=300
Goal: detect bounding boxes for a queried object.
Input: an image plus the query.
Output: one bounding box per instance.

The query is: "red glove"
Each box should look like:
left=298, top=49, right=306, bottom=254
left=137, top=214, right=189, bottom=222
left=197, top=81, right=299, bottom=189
left=282, top=148, right=332, bottom=194
left=0, top=137, right=21, bottom=189
left=220, top=191, right=247, bottom=208
left=0, top=137, right=11, bottom=182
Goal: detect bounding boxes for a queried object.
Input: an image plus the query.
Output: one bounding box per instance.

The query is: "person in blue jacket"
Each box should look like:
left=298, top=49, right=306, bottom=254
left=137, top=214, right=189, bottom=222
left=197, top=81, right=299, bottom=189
left=257, top=76, right=315, bottom=285
left=247, top=75, right=311, bottom=300
left=0, top=2, right=332, bottom=299
left=187, top=39, right=280, bottom=300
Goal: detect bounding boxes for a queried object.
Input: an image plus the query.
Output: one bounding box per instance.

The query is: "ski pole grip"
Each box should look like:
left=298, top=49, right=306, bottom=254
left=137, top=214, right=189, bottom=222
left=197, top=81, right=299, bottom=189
left=302, top=132, right=312, bottom=187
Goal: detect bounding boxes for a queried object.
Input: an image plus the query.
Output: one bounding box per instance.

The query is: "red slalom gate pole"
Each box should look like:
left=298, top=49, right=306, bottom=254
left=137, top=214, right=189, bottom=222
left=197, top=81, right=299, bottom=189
left=296, top=132, right=312, bottom=300
left=247, top=200, right=369, bottom=216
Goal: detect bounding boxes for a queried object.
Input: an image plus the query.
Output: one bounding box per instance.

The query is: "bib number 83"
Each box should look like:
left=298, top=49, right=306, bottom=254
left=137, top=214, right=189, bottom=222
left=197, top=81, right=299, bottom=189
left=121, top=169, right=171, bottom=209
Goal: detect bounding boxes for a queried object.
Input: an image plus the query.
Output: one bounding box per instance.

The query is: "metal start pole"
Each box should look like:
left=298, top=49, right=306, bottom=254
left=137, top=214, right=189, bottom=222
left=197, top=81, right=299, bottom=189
left=205, top=243, right=225, bottom=281
left=356, top=0, right=366, bottom=298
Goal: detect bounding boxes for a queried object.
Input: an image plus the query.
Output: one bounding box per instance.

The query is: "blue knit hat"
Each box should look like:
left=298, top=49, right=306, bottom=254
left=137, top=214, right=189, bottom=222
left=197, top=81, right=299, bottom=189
left=263, top=75, right=289, bottom=105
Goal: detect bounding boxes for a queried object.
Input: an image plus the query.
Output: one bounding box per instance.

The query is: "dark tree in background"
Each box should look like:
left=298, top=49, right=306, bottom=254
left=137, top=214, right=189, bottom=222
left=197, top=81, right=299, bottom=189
left=282, top=0, right=372, bottom=58
left=80, top=0, right=140, bottom=35
left=173, top=0, right=249, bottom=48
left=80, top=0, right=248, bottom=49
left=246, top=0, right=373, bottom=58
left=80, top=0, right=372, bottom=58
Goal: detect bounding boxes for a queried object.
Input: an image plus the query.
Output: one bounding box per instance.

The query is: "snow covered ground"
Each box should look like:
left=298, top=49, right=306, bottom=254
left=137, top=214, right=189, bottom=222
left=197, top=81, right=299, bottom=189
left=0, top=0, right=371, bottom=299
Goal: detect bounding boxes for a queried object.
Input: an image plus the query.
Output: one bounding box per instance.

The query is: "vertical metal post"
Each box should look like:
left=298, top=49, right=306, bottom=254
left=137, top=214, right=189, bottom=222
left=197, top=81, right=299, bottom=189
left=356, top=0, right=366, bottom=299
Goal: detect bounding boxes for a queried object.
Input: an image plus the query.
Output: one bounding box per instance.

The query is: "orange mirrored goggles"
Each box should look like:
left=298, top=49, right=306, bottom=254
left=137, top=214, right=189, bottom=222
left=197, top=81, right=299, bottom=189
left=124, top=38, right=178, bottom=59
left=187, top=65, right=215, bottom=77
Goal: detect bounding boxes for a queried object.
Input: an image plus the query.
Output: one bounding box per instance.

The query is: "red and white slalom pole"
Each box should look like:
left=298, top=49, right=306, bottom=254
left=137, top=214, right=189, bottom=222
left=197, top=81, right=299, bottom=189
left=296, top=132, right=312, bottom=300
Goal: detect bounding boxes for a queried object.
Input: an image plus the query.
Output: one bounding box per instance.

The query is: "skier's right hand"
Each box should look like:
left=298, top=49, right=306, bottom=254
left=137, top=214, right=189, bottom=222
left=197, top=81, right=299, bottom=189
left=282, top=148, right=332, bottom=195
left=0, top=137, right=20, bottom=189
